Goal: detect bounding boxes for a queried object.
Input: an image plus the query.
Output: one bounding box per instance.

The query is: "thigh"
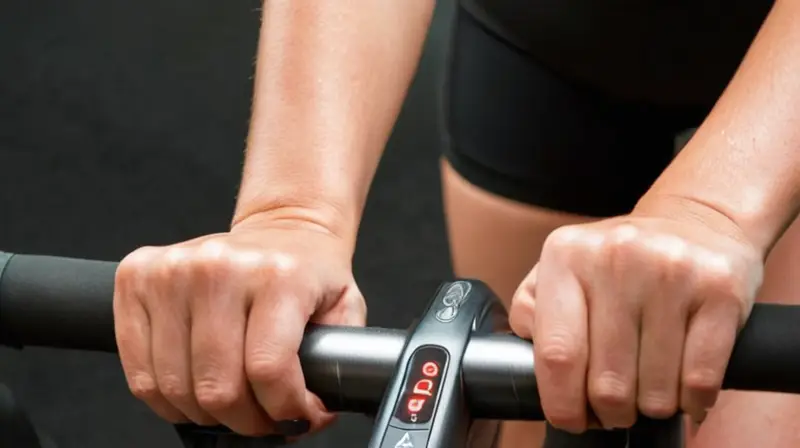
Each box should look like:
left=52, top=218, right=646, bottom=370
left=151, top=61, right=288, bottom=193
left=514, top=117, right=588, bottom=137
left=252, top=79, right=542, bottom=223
left=443, top=7, right=683, bottom=448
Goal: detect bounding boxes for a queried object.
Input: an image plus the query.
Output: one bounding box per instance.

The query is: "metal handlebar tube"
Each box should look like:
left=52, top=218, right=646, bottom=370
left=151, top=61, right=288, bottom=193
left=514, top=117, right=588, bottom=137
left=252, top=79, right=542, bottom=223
left=4, top=252, right=800, bottom=448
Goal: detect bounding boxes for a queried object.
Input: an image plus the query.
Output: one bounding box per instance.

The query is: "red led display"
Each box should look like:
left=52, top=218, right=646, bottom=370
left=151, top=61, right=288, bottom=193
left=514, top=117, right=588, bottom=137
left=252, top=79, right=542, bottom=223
left=394, top=347, right=448, bottom=424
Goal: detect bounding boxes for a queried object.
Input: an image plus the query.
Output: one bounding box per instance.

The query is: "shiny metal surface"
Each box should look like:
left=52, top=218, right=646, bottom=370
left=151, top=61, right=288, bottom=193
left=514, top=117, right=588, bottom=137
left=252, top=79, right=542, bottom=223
left=299, top=326, right=540, bottom=419
left=462, top=334, right=540, bottom=420
left=300, top=325, right=405, bottom=414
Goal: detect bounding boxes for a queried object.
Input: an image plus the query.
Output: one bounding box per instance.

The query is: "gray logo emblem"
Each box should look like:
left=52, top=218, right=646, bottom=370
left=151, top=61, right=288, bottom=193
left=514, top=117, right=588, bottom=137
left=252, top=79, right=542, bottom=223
left=435, top=281, right=472, bottom=323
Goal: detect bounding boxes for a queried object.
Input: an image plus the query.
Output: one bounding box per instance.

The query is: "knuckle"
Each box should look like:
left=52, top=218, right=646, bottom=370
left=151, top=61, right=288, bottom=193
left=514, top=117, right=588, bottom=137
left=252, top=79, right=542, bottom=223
left=190, top=241, right=301, bottom=283
left=538, top=334, right=582, bottom=370
left=700, top=263, right=736, bottom=294
left=602, top=224, right=641, bottom=258
left=192, top=240, right=236, bottom=275
left=128, top=372, right=160, bottom=401
left=693, top=248, right=751, bottom=296
left=160, top=246, right=191, bottom=273
left=158, top=373, right=192, bottom=402
left=117, top=247, right=161, bottom=288
left=589, top=371, right=634, bottom=408
left=144, top=249, right=192, bottom=290
left=122, top=246, right=162, bottom=269
left=638, top=392, right=678, bottom=418
left=544, top=226, right=583, bottom=254
left=683, top=368, right=722, bottom=394
left=148, top=260, right=183, bottom=291
left=609, top=223, right=641, bottom=244
left=245, top=349, right=290, bottom=384
left=195, top=239, right=230, bottom=260
left=546, top=409, right=585, bottom=432
left=258, top=252, right=299, bottom=280
left=653, top=236, right=693, bottom=278
left=195, top=380, right=241, bottom=412
left=142, top=246, right=189, bottom=279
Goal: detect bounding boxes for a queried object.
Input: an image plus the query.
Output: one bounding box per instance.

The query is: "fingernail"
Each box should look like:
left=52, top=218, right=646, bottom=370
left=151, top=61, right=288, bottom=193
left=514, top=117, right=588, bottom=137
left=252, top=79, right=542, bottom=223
left=693, top=416, right=705, bottom=426
left=276, top=419, right=311, bottom=436
left=692, top=412, right=708, bottom=427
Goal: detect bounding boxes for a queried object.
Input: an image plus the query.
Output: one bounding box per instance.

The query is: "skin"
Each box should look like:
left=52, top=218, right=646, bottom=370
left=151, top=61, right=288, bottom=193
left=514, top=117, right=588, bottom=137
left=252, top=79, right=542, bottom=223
left=114, top=0, right=435, bottom=436
left=113, top=0, right=800, bottom=446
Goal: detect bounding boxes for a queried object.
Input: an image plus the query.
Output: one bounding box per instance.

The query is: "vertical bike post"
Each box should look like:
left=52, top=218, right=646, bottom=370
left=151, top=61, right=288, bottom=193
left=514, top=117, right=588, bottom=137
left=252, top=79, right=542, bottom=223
left=367, top=280, right=500, bottom=448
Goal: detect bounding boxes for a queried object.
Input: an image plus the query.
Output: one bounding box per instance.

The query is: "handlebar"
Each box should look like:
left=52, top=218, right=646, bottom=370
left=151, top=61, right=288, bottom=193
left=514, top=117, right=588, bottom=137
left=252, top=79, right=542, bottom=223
left=0, top=253, right=542, bottom=419
left=3, top=252, right=800, bottom=445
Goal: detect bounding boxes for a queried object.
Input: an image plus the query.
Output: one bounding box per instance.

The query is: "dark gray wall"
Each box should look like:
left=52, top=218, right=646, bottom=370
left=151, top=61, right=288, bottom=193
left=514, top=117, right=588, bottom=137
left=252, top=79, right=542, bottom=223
left=0, top=0, right=456, bottom=446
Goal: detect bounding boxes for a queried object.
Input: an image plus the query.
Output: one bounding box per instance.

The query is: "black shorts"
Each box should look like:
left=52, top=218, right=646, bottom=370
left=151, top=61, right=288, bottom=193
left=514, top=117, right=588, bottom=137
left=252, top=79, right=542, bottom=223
left=442, top=7, right=711, bottom=218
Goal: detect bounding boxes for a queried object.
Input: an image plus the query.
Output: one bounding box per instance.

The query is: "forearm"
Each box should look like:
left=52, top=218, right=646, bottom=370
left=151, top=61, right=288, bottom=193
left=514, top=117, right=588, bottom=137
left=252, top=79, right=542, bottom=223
left=637, top=0, right=800, bottom=256
left=233, top=0, right=434, bottom=245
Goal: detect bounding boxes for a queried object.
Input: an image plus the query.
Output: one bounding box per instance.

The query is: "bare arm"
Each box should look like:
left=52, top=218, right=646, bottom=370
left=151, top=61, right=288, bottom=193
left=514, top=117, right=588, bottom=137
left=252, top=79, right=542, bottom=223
left=636, top=0, right=800, bottom=256
left=232, top=0, right=435, bottom=248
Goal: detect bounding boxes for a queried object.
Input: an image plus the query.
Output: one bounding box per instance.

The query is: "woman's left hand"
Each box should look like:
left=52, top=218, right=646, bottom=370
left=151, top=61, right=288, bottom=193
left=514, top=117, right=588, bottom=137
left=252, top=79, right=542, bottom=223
left=509, top=209, right=764, bottom=432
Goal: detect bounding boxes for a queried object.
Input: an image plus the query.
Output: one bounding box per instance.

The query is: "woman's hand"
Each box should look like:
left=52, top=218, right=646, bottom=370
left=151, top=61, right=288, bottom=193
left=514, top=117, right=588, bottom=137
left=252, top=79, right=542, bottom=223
left=113, top=213, right=366, bottom=437
left=509, top=207, right=764, bottom=432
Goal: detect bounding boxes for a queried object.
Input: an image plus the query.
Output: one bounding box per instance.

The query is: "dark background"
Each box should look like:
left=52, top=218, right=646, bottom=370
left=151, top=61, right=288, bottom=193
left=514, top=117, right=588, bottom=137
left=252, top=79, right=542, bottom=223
left=0, top=0, right=457, bottom=446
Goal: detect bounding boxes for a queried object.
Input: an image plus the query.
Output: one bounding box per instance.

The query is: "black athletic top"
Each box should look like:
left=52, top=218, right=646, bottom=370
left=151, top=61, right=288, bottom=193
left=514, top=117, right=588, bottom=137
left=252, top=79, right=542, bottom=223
left=460, top=0, right=775, bottom=107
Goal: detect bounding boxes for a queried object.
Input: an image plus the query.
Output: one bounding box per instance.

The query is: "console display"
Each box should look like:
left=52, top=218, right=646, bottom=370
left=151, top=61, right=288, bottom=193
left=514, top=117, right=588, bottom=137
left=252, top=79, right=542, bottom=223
left=393, top=346, right=448, bottom=424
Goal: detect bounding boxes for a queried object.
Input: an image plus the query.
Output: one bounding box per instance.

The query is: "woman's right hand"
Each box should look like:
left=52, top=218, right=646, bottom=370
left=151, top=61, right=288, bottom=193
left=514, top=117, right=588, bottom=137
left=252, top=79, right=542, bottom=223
left=113, top=213, right=367, bottom=436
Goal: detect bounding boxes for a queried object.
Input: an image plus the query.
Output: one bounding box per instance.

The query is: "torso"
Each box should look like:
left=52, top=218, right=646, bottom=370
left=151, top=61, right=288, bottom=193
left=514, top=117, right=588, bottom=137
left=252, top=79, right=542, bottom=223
left=459, top=0, right=774, bottom=107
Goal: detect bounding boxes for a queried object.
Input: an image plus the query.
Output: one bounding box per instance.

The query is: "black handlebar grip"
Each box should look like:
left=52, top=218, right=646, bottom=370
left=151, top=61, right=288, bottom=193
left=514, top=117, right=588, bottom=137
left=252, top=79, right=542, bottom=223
left=724, top=302, right=800, bottom=394
left=0, top=253, right=118, bottom=351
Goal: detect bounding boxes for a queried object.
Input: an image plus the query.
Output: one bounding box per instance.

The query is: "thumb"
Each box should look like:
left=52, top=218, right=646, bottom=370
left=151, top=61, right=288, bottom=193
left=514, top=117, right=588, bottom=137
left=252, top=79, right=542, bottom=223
left=312, top=282, right=367, bottom=327
left=509, top=264, right=538, bottom=339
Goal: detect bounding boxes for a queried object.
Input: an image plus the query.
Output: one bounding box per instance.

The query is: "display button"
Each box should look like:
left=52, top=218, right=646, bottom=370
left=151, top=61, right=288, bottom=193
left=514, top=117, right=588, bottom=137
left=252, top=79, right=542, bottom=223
left=380, top=426, right=429, bottom=448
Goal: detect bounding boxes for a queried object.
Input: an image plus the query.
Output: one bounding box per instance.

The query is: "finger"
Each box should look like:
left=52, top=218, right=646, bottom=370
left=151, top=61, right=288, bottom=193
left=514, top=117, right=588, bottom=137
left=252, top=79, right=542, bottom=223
left=148, top=263, right=217, bottom=426
left=637, top=295, right=686, bottom=419
left=508, top=264, right=538, bottom=339
left=114, top=286, right=187, bottom=423
left=637, top=236, right=691, bottom=420
left=533, top=263, right=589, bottom=433
left=586, top=277, right=640, bottom=429
left=680, top=299, right=740, bottom=422
left=191, top=277, right=273, bottom=436
left=246, top=288, right=325, bottom=426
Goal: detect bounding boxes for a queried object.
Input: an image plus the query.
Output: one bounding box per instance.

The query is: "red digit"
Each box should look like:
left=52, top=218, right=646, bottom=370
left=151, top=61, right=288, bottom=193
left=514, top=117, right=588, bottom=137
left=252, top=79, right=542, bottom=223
left=408, top=398, right=426, bottom=413
left=422, top=362, right=439, bottom=377
left=413, top=379, right=434, bottom=397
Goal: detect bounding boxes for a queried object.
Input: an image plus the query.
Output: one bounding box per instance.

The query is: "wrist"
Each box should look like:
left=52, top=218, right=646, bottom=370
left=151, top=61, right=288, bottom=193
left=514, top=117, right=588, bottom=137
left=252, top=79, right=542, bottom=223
left=232, top=199, right=360, bottom=251
left=633, top=193, right=764, bottom=256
